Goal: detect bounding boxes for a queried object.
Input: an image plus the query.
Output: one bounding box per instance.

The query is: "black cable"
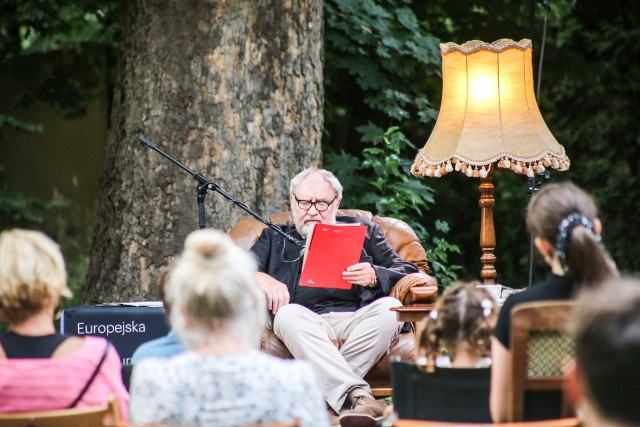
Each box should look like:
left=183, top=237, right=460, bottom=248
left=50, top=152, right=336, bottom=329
left=528, top=2, right=551, bottom=287
left=536, top=11, right=549, bottom=100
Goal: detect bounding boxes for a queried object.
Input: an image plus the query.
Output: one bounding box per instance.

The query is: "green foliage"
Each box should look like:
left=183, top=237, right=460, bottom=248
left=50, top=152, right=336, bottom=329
left=0, top=167, right=68, bottom=229
left=541, top=0, right=640, bottom=273
left=0, top=168, right=88, bottom=315
left=0, top=114, right=43, bottom=135
left=324, top=0, right=441, bottom=152
left=326, top=125, right=461, bottom=286
left=323, top=0, right=461, bottom=287
left=0, top=0, right=121, bottom=119
left=0, top=0, right=117, bottom=311
left=362, top=0, right=640, bottom=288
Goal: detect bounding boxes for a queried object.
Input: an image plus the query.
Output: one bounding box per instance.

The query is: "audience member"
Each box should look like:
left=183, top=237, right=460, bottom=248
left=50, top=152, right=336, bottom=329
left=387, top=282, right=496, bottom=423
left=131, top=267, right=183, bottom=363
left=417, top=282, right=496, bottom=369
left=251, top=167, right=427, bottom=427
left=0, top=229, right=129, bottom=420
left=490, top=182, right=617, bottom=422
left=565, top=276, right=640, bottom=427
left=129, top=229, right=328, bottom=427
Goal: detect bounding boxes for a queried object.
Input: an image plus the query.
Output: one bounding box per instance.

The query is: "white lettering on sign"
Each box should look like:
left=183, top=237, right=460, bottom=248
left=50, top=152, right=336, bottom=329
left=77, top=321, right=147, bottom=336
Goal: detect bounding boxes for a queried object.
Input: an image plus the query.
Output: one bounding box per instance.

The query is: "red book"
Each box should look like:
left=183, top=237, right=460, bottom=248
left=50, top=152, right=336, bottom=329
left=299, top=223, right=367, bottom=289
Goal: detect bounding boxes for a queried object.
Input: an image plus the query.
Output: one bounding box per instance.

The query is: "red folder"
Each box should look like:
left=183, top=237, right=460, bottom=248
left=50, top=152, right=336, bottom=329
left=299, top=223, right=367, bottom=289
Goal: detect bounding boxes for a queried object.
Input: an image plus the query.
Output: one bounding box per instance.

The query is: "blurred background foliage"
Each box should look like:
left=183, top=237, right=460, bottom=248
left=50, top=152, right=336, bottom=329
left=323, top=0, right=639, bottom=287
left=1, top=0, right=638, bottom=303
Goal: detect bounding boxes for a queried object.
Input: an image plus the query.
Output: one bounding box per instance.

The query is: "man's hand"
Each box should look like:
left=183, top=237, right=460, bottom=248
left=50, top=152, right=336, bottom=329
left=256, top=272, right=290, bottom=314
left=342, top=262, right=377, bottom=287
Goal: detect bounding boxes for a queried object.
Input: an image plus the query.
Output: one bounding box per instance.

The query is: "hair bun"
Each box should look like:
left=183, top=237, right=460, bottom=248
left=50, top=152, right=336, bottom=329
left=183, top=229, right=232, bottom=260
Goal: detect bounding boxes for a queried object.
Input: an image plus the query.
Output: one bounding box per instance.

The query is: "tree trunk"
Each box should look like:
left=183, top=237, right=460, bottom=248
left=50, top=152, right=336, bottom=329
left=84, top=0, right=323, bottom=303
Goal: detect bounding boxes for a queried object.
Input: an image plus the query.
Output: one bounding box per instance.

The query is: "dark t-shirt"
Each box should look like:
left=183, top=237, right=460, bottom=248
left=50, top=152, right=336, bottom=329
left=0, top=332, right=68, bottom=358
left=493, top=273, right=574, bottom=349
left=250, top=216, right=418, bottom=314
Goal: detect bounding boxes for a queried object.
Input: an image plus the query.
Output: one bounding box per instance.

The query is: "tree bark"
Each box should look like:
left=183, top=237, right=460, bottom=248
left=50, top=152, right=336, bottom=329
left=85, top=0, right=323, bottom=302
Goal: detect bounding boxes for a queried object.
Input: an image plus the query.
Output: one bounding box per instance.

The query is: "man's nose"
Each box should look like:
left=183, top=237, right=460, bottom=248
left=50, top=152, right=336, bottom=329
left=307, top=204, right=320, bottom=215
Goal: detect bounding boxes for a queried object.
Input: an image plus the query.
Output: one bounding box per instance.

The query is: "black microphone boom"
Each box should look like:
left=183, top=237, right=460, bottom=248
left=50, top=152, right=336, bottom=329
left=138, top=135, right=304, bottom=247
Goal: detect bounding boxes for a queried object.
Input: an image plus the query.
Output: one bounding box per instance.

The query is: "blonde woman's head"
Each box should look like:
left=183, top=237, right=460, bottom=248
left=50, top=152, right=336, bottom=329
left=0, top=229, right=71, bottom=323
left=167, top=229, right=266, bottom=350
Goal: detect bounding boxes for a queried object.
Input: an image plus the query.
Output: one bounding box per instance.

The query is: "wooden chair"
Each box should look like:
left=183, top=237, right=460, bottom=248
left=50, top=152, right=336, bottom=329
left=509, top=301, right=575, bottom=422
left=390, top=417, right=581, bottom=426
left=128, top=422, right=300, bottom=427
left=238, top=423, right=300, bottom=427
left=229, top=208, right=439, bottom=396
left=0, top=397, right=120, bottom=427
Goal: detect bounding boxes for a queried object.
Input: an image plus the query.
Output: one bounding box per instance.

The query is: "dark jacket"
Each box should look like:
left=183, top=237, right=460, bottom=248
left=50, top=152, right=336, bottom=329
left=250, top=216, right=418, bottom=314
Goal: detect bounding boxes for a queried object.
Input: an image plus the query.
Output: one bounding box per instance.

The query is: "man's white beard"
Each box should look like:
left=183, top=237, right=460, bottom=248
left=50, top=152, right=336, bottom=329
left=295, top=214, right=336, bottom=238
left=296, top=217, right=316, bottom=237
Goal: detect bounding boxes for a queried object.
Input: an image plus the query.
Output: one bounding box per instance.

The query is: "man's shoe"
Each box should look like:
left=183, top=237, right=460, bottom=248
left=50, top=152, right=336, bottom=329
left=338, top=394, right=388, bottom=427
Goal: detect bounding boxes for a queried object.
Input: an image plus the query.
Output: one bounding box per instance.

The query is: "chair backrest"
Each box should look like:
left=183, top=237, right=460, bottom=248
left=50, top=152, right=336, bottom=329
left=237, top=423, right=300, bottom=427
left=228, top=208, right=429, bottom=274
left=509, top=300, right=575, bottom=422
left=390, top=417, right=581, bottom=426
left=0, top=397, right=119, bottom=427
left=391, top=360, right=492, bottom=423
left=130, top=422, right=300, bottom=427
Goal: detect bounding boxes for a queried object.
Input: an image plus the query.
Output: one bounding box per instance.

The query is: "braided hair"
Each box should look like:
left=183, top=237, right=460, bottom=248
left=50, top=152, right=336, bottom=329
left=417, top=282, right=497, bottom=366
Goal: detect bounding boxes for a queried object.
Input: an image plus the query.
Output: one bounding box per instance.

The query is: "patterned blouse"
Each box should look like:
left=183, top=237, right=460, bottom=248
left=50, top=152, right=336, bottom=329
left=129, top=350, right=329, bottom=427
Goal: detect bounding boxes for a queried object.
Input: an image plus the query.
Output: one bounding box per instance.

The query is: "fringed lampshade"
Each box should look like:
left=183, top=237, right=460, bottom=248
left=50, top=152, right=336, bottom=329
left=412, top=38, right=570, bottom=283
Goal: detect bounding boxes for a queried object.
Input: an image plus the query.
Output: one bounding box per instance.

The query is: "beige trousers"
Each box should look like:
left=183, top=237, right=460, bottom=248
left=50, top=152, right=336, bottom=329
left=272, top=297, right=403, bottom=413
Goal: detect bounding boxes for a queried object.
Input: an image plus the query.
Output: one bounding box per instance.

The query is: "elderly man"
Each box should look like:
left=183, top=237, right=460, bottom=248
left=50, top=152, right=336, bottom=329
left=250, top=167, right=420, bottom=427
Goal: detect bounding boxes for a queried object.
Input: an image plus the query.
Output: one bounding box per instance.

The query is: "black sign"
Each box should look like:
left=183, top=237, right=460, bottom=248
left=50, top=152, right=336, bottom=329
left=61, top=304, right=171, bottom=366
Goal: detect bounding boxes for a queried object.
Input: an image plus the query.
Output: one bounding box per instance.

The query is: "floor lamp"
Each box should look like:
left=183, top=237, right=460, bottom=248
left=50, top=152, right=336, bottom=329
left=412, top=39, right=570, bottom=284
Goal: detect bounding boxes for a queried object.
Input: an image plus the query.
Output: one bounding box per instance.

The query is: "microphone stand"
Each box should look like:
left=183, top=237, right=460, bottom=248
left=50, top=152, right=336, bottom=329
left=527, top=0, right=552, bottom=287
left=138, top=136, right=304, bottom=247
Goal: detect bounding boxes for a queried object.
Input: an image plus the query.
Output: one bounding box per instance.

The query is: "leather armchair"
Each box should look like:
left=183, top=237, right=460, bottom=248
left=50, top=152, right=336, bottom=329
left=229, top=208, right=438, bottom=392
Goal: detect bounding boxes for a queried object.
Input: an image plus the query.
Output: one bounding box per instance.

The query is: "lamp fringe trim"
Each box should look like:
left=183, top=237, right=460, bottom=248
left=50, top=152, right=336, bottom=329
left=411, top=152, right=570, bottom=179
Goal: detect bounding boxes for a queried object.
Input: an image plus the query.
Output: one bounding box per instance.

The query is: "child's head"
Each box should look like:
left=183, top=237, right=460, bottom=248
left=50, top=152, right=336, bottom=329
left=417, top=282, right=497, bottom=363
left=526, top=181, right=616, bottom=287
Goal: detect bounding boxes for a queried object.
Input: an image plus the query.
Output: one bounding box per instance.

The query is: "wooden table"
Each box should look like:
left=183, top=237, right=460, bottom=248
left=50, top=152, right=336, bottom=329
left=390, top=304, right=435, bottom=323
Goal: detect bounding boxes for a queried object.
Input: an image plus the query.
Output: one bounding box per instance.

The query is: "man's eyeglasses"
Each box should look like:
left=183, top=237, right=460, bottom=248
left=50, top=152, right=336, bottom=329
left=293, top=195, right=337, bottom=212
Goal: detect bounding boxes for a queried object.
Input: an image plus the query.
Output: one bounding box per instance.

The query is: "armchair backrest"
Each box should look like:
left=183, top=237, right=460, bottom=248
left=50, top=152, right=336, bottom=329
left=509, top=300, right=575, bottom=422
left=228, top=208, right=429, bottom=274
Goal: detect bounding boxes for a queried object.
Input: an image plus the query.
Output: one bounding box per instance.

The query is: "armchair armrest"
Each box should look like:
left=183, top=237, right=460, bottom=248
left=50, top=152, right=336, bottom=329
left=390, top=272, right=438, bottom=305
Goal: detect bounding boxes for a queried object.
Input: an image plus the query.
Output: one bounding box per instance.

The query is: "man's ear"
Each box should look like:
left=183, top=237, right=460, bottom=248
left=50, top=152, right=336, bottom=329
left=564, top=358, right=585, bottom=410
left=335, top=197, right=342, bottom=210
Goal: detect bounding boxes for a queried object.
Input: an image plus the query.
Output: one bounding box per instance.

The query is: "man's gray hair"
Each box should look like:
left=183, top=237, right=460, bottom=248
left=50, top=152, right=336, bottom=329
left=289, top=167, right=343, bottom=199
